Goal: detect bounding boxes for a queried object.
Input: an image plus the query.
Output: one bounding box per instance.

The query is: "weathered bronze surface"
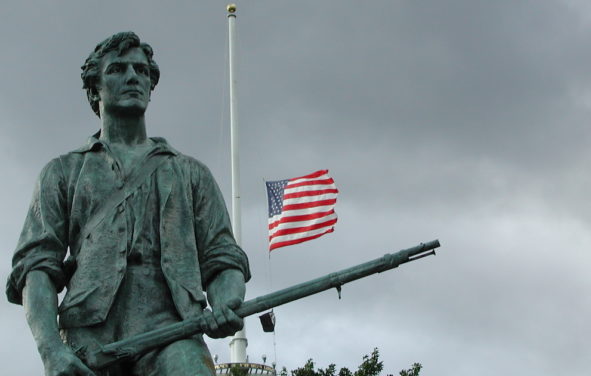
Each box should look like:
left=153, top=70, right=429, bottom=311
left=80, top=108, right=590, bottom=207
left=6, top=32, right=250, bottom=376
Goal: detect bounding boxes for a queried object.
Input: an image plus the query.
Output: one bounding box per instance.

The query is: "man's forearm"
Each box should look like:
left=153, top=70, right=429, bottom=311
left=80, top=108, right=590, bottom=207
left=22, top=270, right=66, bottom=360
left=206, top=269, right=245, bottom=308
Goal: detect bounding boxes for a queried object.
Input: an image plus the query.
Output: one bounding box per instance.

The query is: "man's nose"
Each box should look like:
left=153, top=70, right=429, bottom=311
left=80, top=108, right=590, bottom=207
left=124, top=65, right=139, bottom=84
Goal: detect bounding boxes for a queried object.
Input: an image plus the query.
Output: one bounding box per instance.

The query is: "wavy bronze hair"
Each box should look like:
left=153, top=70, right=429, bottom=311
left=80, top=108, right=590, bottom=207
left=81, top=32, right=160, bottom=117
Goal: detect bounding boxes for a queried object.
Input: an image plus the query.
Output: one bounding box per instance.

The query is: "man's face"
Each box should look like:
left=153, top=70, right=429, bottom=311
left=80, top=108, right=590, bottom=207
left=97, top=47, right=151, bottom=117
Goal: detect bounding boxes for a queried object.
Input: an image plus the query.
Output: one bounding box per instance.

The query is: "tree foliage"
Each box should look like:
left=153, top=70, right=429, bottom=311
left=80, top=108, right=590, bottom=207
left=229, top=365, right=250, bottom=376
left=285, top=348, right=420, bottom=376
left=398, top=363, right=422, bottom=376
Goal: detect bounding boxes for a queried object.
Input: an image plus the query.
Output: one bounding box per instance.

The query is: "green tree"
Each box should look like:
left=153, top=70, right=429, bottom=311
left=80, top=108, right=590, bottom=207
left=354, top=348, right=383, bottom=376
left=286, top=348, right=420, bottom=376
left=229, top=365, right=250, bottom=376
left=398, top=363, right=422, bottom=376
left=291, top=359, right=320, bottom=376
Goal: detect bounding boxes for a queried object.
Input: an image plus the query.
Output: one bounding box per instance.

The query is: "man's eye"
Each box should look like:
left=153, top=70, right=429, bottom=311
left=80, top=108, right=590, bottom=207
left=108, top=65, right=122, bottom=73
left=137, top=66, right=149, bottom=75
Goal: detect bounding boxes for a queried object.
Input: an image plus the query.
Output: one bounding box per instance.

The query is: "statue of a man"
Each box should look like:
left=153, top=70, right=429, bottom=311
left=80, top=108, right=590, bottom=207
left=6, top=31, right=250, bottom=376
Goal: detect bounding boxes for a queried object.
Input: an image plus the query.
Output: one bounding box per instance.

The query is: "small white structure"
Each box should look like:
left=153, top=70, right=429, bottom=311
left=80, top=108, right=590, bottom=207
left=215, top=362, right=276, bottom=376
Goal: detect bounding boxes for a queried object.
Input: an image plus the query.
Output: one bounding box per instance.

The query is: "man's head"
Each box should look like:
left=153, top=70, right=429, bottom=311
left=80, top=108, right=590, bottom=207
left=81, top=32, right=160, bottom=117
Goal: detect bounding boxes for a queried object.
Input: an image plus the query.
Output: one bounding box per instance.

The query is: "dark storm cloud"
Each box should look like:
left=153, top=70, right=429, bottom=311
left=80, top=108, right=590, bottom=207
left=1, top=1, right=590, bottom=375
left=237, top=1, right=587, bottom=184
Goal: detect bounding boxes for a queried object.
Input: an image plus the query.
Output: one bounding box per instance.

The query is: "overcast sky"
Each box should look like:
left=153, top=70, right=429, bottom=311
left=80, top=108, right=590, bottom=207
left=1, top=1, right=590, bottom=375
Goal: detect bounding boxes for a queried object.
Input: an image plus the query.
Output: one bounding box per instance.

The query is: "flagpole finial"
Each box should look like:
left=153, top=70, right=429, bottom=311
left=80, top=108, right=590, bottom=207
left=227, top=4, right=237, bottom=14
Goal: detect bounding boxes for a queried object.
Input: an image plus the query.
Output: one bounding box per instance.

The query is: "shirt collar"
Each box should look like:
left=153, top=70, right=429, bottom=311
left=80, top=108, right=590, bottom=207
left=72, top=130, right=179, bottom=156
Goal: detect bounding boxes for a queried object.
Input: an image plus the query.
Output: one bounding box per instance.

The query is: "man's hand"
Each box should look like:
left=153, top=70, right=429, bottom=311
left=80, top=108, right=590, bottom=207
left=42, top=344, right=96, bottom=376
left=204, top=269, right=245, bottom=338
left=22, top=271, right=96, bottom=375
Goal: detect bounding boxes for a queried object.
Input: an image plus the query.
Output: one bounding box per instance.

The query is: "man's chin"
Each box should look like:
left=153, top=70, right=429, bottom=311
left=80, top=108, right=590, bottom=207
left=110, top=104, right=148, bottom=118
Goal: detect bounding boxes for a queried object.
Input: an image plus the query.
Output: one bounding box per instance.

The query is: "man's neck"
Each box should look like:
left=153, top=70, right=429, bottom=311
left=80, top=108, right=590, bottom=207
left=99, top=113, right=148, bottom=146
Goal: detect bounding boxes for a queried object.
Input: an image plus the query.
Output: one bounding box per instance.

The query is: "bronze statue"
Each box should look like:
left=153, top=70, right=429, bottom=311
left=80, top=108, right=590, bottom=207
left=6, top=31, right=250, bottom=376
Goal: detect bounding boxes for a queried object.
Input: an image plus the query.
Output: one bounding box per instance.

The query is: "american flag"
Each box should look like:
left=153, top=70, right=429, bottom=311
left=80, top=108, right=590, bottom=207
left=266, top=170, right=338, bottom=251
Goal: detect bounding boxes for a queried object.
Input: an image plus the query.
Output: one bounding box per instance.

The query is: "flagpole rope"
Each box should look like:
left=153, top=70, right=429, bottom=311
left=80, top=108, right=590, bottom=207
left=263, top=177, right=278, bottom=366
left=263, top=177, right=273, bottom=289
left=273, top=325, right=278, bottom=368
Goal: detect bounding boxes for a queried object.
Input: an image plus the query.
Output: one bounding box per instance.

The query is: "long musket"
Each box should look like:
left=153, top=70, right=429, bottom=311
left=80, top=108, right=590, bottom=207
left=78, top=239, right=441, bottom=370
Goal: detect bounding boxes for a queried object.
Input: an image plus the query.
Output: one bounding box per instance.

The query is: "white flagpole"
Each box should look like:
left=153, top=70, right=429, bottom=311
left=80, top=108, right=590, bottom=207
left=226, top=3, right=248, bottom=364
left=228, top=4, right=241, bottom=245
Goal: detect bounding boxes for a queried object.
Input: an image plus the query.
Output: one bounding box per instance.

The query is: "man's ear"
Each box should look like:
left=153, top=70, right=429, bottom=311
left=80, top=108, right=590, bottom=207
left=90, top=88, right=100, bottom=102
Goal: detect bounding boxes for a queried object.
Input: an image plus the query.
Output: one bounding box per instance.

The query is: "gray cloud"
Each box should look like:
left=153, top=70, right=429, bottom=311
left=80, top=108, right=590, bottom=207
left=1, top=1, right=590, bottom=375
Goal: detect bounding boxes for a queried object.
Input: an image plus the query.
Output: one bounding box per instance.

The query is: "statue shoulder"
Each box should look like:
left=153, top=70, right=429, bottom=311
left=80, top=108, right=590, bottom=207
left=166, top=150, right=213, bottom=175
left=35, top=143, right=95, bottom=188
left=166, top=152, right=219, bottom=190
left=52, top=149, right=88, bottom=179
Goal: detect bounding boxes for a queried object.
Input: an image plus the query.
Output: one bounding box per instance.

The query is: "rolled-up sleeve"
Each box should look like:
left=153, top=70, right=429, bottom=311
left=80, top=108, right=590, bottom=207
left=192, top=161, right=251, bottom=287
left=6, top=158, right=69, bottom=305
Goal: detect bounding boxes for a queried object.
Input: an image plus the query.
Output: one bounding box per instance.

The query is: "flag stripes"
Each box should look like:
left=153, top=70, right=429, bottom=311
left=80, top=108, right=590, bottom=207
left=269, top=228, right=335, bottom=250
left=268, top=210, right=335, bottom=229
left=271, top=214, right=338, bottom=237
left=283, top=189, right=339, bottom=200
left=266, top=170, right=338, bottom=251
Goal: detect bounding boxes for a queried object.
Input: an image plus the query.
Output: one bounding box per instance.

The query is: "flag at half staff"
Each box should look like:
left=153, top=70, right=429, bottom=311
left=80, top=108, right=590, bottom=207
left=266, top=170, right=338, bottom=251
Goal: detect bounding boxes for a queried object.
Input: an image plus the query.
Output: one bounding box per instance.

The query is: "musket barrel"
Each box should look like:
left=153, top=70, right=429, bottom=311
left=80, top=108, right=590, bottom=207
left=83, top=239, right=440, bottom=370
left=235, top=239, right=440, bottom=317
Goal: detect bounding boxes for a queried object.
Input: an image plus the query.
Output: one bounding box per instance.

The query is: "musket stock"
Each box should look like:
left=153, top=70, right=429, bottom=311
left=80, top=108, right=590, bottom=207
left=81, top=239, right=441, bottom=370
